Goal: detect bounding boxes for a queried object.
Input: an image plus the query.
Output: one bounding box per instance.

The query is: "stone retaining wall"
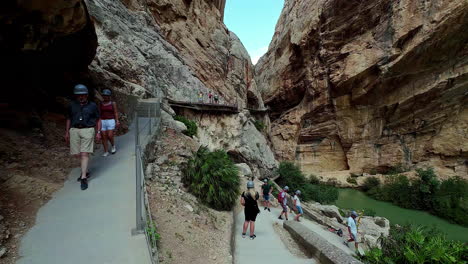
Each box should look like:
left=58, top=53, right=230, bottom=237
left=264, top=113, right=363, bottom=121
left=284, top=221, right=363, bottom=264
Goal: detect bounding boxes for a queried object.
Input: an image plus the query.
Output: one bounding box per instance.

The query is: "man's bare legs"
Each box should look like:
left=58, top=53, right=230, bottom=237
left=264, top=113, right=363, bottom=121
left=80, top=152, right=89, bottom=179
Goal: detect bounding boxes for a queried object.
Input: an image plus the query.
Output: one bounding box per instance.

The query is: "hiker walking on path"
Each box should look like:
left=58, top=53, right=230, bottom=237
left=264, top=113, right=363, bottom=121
left=65, top=84, right=101, bottom=190
left=278, top=186, right=289, bottom=220
left=100, top=89, right=119, bottom=157
left=208, top=90, right=213, bottom=103
left=198, top=90, right=203, bottom=102
left=241, top=181, right=260, bottom=240
left=214, top=94, right=219, bottom=104
left=344, top=211, right=359, bottom=250
left=293, top=190, right=303, bottom=222
left=261, top=179, right=273, bottom=212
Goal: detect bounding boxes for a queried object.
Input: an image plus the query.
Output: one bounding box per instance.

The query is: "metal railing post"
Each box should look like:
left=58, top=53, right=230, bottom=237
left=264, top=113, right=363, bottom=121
left=148, top=103, right=152, bottom=135
left=136, top=148, right=143, bottom=232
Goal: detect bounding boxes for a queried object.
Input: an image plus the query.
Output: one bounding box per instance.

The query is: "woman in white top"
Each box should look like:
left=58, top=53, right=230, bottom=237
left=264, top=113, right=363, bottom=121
left=293, top=190, right=303, bottom=222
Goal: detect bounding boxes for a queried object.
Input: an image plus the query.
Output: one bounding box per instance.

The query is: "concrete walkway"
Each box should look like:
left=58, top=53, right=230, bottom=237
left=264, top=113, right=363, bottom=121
left=234, top=206, right=316, bottom=264
left=17, top=120, right=152, bottom=264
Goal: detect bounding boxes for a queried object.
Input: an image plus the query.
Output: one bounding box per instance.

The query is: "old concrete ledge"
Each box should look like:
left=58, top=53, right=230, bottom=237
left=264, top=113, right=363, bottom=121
left=283, top=221, right=363, bottom=264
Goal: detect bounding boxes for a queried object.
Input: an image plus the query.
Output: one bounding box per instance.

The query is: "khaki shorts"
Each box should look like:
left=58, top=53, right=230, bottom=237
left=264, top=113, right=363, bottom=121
left=70, top=128, right=95, bottom=155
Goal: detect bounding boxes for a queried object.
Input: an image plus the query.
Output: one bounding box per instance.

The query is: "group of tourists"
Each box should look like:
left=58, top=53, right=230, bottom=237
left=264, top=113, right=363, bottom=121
left=240, top=180, right=360, bottom=251
left=65, top=84, right=120, bottom=190
left=198, top=90, right=219, bottom=104
left=240, top=180, right=304, bottom=240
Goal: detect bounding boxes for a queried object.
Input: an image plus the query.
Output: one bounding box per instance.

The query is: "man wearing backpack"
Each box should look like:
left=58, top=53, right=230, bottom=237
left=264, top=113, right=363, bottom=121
left=278, top=186, right=289, bottom=220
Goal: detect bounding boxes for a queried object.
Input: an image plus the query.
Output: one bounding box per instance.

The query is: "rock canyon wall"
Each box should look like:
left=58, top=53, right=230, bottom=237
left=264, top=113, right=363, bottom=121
left=256, top=0, right=468, bottom=179
left=1, top=0, right=274, bottom=176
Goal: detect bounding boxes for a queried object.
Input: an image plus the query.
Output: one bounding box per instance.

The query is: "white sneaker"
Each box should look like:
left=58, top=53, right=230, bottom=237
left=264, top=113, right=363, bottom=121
left=111, top=146, right=117, bottom=154
left=102, top=152, right=110, bottom=157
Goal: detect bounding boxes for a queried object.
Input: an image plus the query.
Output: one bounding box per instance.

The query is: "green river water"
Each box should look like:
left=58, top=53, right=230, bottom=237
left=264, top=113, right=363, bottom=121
left=334, top=188, right=468, bottom=242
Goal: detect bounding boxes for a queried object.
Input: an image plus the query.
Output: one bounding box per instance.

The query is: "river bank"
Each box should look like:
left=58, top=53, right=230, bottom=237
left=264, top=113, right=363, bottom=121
left=334, top=188, right=468, bottom=242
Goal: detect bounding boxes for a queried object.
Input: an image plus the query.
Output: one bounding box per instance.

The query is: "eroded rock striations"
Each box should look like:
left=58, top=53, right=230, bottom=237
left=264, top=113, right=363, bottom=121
left=256, top=0, right=468, bottom=179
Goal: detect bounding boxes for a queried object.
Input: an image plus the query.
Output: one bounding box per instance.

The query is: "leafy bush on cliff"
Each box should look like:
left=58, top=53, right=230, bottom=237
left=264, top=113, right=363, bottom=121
left=361, top=225, right=468, bottom=264
left=174, top=115, right=197, bottom=137
left=253, top=119, right=265, bottom=132
left=276, top=161, right=338, bottom=204
left=182, top=147, right=240, bottom=210
left=362, top=176, right=380, bottom=192
left=363, top=168, right=468, bottom=226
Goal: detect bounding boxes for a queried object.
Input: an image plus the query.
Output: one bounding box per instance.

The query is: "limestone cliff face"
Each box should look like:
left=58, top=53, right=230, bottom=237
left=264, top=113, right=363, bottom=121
left=1, top=0, right=273, bottom=174
left=85, top=0, right=272, bottom=174
left=87, top=0, right=262, bottom=107
left=256, top=0, right=468, bottom=178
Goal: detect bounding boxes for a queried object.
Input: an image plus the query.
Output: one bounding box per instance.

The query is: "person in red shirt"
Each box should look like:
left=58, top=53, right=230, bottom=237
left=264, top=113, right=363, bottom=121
left=99, top=89, right=120, bottom=156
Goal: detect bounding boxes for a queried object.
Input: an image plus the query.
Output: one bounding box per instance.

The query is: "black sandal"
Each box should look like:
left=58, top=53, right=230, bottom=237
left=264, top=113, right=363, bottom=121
left=250, top=234, right=256, bottom=240
left=77, top=171, right=91, bottom=182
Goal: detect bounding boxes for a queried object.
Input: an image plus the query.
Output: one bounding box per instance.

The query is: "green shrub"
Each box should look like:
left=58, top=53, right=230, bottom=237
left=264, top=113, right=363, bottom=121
left=346, top=177, right=358, bottom=185
left=276, top=161, right=338, bottom=204
left=253, top=119, right=265, bottom=132
left=363, top=208, right=376, bottom=217
left=276, top=161, right=307, bottom=191
left=304, top=184, right=339, bottom=204
left=360, top=225, right=468, bottom=264
left=433, top=176, right=468, bottom=226
left=182, top=147, right=240, bottom=210
left=309, top=174, right=320, bottom=184
left=146, top=222, right=161, bottom=246
left=363, top=168, right=468, bottom=226
left=383, top=164, right=407, bottom=175
left=362, top=177, right=380, bottom=192
left=338, top=208, right=347, bottom=217
left=271, top=188, right=279, bottom=198
left=174, top=115, right=198, bottom=137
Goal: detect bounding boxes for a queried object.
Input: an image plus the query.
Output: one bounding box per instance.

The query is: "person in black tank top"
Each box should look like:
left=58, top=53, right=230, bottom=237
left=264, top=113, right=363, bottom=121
left=241, top=181, right=260, bottom=240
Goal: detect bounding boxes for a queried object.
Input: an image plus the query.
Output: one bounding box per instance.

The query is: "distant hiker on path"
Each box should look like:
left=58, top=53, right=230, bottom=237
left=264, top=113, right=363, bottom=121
left=241, top=181, right=260, bottom=240
left=344, top=211, right=359, bottom=250
left=208, top=91, right=213, bottom=103
left=214, top=94, right=219, bottom=104
left=261, top=179, right=272, bottom=212
left=100, top=89, right=119, bottom=157
left=65, top=84, right=101, bottom=190
left=278, top=186, right=289, bottom=220
left=198, top=90, right=203, bottom=102
left=293, top=190, right=303, bottom=222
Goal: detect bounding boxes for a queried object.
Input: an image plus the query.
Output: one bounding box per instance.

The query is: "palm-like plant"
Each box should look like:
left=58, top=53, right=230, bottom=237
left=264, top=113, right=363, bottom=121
left=182, top=147, right=240, bottom=210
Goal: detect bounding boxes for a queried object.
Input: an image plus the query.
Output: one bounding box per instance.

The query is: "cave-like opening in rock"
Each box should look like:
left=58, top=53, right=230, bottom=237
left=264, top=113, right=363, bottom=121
left=0, top=1, right=97, bottom=131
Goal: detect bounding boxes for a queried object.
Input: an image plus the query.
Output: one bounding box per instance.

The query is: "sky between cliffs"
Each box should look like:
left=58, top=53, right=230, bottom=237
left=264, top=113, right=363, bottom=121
left=224, top=0, right=284, bottom=65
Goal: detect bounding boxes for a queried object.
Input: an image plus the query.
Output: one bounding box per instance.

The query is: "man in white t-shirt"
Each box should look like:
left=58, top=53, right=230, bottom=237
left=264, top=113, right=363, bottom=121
left=293, top=190, right=303, bottom=222
left=345, top=211, right=359, bottom=250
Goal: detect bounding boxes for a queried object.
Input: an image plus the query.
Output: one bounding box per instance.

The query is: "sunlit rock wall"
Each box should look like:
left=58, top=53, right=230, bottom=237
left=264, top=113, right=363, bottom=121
left=256, top=0, right=468, bottom=178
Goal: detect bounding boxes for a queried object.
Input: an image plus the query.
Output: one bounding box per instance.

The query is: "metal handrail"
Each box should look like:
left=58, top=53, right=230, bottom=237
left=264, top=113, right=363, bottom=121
left=133, top=97, right=162, bottom=264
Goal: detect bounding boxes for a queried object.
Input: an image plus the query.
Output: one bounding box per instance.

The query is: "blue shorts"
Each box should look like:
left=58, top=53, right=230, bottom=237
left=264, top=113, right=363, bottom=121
left=296, top=206, right=303, bottom=214
left=263, top=194, right=269, bottom=201
left=282, top=204, right=288, bottom=212
left=101, top=119, right=116, bottom=131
